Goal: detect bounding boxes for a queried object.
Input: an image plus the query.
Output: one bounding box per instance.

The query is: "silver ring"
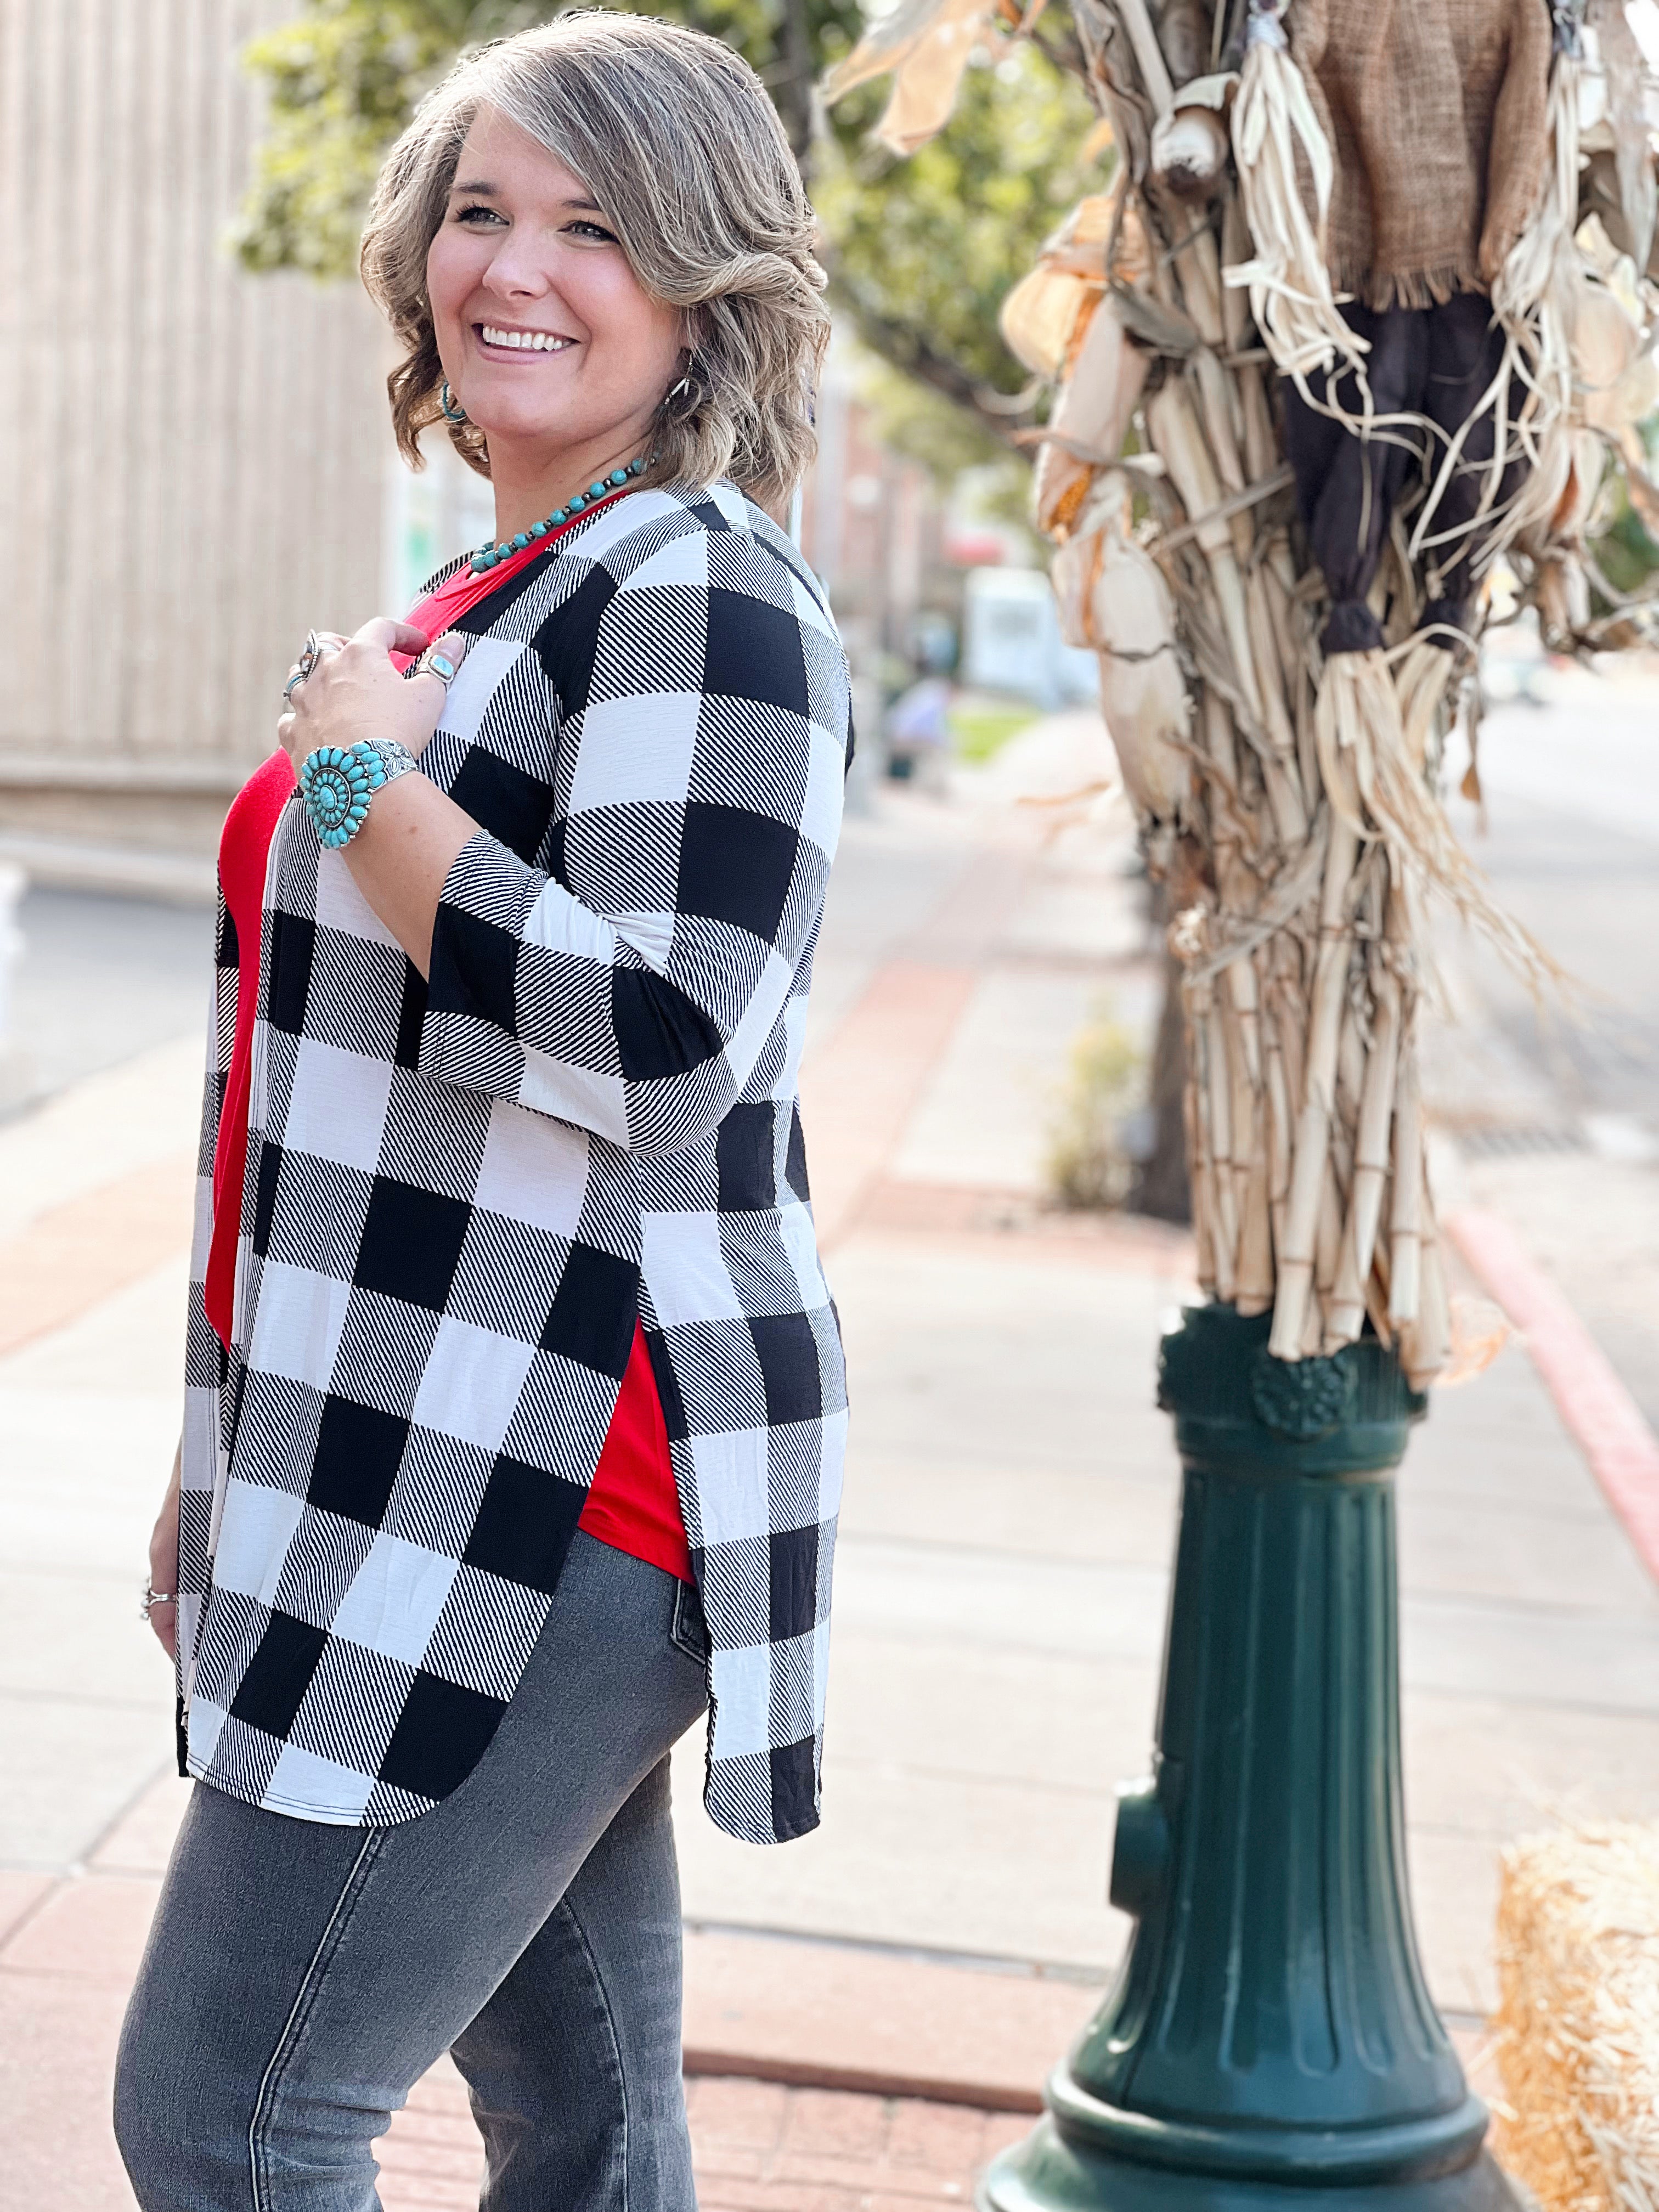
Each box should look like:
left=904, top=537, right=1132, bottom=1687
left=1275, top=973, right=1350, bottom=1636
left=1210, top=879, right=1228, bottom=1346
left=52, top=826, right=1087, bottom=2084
left=283, top=628, right=325, bottom=705
left=283, top=630, right=345, bottom=705
left=417, top=647, right=458, bottom=684
left=140, top=1584, right=176, bottom=1620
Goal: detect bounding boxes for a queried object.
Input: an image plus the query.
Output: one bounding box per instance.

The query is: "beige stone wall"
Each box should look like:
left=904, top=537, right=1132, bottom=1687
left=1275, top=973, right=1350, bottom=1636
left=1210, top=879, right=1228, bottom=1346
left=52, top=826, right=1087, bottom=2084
left=0, top=0, right=391, bottom=864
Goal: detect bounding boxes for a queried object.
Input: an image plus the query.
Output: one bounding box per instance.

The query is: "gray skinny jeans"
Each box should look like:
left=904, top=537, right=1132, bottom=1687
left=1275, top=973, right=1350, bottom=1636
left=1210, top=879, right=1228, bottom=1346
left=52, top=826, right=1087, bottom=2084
left=115, top=1532, right=710, bottom=2212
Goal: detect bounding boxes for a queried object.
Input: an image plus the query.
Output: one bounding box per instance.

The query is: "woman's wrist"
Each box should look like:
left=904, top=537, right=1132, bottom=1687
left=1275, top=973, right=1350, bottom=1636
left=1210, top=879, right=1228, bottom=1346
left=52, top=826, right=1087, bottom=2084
left=331, top=769, right=477, bottom=983
left=298, top=739, right=422, bottom=849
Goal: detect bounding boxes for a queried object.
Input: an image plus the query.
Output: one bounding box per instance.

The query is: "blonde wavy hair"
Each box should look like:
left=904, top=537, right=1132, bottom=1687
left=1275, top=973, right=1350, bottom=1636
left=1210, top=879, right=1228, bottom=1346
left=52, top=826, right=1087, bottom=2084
left=361, top=12, right=828, bottom=509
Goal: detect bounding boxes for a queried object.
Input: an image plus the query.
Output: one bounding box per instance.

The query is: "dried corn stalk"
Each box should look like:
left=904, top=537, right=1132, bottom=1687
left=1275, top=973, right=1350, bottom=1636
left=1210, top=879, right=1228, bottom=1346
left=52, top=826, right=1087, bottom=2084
left=1032, top=289, right=1150, bottom=533
left=1031, top=0, right=1472, bottom=1372
left=1483, top=3, right=1659, bottom=627
left=1493, top=1822, right=1659, bottom=2212
left=1051, top=469, right=1193, bottom=824
left=1000, top=193, right=1123, bottom=381
left=825, top=0, right=1659, bottom=1381
left=822, top=0, right=1009, bottom=154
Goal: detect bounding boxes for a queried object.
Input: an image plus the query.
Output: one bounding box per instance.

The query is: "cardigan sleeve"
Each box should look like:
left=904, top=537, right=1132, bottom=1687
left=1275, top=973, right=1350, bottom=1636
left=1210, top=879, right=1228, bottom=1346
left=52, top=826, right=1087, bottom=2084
left=183, top=888, right=235, bottom=1417
left=176, top=887, right=236, bottom=1716
left=418, top=521, right=849, bottom=1155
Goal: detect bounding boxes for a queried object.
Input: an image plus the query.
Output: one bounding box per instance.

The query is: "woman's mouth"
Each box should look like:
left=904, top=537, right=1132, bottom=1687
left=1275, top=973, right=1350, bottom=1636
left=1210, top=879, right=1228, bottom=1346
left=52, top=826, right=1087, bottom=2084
left=477, top=323, right=575, bottom=355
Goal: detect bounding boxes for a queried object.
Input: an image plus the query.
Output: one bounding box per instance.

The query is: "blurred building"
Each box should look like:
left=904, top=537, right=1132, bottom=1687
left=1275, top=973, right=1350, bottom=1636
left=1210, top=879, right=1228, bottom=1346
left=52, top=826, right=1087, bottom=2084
left=798, top=337, right=965, bottom=689
left=1, top=0, right=387, bottom=895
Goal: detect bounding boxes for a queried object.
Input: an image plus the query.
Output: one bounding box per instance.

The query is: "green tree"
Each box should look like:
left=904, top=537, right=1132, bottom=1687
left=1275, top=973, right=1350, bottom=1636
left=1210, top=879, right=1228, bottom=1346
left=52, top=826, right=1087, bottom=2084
left=234, top=0, right=1100, bottom=452
left=816, top=48, right=1099, bottom=430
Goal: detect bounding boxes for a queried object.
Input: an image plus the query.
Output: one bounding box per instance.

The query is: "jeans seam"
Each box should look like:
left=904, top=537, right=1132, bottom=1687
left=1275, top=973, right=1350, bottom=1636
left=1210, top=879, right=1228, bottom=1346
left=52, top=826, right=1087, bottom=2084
left=247, top=1829, right=385, bottom=2212
left=555, top=1892, right=630, bottom=2212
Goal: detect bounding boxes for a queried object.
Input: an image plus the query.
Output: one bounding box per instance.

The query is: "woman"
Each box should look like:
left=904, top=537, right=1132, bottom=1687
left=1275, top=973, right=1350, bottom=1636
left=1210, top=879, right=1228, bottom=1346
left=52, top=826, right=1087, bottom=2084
left=115, top=16, right=849, bottom=2209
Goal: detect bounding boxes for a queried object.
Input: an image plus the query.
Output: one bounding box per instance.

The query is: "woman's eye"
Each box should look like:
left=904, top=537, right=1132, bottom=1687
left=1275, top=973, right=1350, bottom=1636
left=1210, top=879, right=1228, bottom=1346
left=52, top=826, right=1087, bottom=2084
left=455, top=203, right=505, bottom=227
left=568, top=220, right=618, bottom=243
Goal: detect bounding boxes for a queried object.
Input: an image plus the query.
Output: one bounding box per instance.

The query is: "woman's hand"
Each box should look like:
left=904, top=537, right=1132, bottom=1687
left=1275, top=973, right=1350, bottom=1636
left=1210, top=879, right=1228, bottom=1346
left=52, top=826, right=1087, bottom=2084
left=277, top=618, right=470, bottom=769
left=272, top=616, right=481, bottom=978
left=148, top=1443, right=182, bottom=1662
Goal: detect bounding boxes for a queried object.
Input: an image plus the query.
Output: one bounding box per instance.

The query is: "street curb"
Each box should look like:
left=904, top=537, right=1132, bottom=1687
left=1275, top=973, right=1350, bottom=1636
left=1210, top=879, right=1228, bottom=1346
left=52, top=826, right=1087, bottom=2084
left=0, top=831, right=217, bottom=906
left=1446, top=1206, right=1659, bottom=1583
left=682, top=2045, right=1044, bottom=2115
left=679, top=1926, right=1096, bottom=2117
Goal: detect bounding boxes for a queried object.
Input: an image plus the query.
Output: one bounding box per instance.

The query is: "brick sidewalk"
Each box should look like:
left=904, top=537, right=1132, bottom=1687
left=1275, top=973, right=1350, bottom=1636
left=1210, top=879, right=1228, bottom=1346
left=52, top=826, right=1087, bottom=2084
left=380, top=2064, right=1030, bottom=2211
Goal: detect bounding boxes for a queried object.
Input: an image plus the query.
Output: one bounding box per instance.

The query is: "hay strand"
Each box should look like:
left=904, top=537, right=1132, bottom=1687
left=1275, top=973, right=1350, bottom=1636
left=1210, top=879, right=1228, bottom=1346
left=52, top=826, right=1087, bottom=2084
left=1225, top=2, right=1371, bottom=391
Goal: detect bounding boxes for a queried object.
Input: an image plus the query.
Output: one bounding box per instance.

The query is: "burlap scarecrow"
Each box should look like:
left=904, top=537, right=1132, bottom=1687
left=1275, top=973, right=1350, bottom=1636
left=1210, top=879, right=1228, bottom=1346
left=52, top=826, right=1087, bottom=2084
left=1283, top=0, right=1554, bottom=655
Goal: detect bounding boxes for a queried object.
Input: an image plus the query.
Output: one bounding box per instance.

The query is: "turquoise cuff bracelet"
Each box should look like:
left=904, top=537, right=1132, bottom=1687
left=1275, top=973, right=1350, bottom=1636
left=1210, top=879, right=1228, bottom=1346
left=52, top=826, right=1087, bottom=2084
left=298, top=739, right=419, bottom=849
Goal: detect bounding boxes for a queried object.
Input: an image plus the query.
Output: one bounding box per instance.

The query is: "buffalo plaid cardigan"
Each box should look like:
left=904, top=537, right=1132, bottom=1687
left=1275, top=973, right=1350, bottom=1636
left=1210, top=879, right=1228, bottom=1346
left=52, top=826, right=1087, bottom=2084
left=177, top=484, right=851, bottom=1846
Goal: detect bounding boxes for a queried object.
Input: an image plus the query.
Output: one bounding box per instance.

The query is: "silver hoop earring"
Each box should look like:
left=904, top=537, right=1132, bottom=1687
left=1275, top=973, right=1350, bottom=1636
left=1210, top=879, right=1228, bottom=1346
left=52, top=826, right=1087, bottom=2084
left=440, top=380, right=468, bottom=425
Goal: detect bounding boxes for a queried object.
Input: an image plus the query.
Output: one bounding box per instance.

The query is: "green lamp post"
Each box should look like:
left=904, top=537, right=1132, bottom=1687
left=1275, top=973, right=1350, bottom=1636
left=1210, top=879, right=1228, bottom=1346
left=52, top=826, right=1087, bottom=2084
left=980, top=1302, right=1520, bottom=2212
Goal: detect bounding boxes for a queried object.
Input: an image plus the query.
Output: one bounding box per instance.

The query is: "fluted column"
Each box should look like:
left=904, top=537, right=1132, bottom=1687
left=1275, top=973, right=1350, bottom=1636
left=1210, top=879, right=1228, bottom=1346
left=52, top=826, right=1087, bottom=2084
left=981, top=1305, right=1519, bottom=2212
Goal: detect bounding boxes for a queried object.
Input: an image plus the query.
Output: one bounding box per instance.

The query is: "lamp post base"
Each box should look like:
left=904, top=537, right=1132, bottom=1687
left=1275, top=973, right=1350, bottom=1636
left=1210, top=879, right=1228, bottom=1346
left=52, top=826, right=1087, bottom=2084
left=980, top=1305, right=1528, bottom=2212
left=981, top=2122, right=1521, bottom=2212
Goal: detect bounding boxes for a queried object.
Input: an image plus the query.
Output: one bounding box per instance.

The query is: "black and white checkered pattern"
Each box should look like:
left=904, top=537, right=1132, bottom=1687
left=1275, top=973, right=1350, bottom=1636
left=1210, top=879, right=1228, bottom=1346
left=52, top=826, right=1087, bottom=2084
left=177, top=484, right=850, bottom=1844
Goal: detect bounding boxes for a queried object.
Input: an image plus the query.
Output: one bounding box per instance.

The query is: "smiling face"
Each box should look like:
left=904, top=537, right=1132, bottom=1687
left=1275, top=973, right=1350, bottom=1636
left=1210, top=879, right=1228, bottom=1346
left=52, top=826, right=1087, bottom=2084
left=425, top=106, right=686, bottom=483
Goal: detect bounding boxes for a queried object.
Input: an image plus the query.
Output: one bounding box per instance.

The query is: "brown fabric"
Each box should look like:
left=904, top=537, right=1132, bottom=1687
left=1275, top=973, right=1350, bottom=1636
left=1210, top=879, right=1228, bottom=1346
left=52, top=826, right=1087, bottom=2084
left=1290, top=0, right=1552, bottom=309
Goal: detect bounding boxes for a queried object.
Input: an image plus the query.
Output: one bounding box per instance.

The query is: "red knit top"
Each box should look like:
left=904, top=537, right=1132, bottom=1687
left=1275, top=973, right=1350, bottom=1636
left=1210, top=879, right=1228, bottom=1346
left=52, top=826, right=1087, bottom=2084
left=205, top=513, right=693, bottom=1586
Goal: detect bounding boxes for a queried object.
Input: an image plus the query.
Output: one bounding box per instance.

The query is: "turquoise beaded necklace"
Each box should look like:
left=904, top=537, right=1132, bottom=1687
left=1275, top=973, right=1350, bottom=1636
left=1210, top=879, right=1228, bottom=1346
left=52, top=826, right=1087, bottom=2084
left=470, top=453, right=651, bottom=575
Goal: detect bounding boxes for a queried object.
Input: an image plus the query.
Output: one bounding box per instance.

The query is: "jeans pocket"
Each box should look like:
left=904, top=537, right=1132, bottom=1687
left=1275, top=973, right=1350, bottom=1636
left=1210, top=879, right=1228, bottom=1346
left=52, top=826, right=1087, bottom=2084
left=669, top=1579, right=709, bottom=1668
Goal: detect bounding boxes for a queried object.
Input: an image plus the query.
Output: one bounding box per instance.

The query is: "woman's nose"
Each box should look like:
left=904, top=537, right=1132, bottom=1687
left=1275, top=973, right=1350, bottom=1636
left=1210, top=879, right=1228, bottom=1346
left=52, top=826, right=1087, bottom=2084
left=481, top=240, right=551, bottom=298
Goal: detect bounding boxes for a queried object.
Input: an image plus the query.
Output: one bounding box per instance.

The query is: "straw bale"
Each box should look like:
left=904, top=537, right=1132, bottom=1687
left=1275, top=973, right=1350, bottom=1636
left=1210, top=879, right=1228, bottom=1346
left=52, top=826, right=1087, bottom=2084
left=1493, top=1822, right=1659, bottom=2212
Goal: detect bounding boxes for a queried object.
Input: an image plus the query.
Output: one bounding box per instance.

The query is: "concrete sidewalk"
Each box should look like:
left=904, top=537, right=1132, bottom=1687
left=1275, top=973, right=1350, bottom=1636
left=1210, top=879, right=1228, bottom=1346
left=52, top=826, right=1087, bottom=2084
left=2, top=715, right=1657, bottom=2207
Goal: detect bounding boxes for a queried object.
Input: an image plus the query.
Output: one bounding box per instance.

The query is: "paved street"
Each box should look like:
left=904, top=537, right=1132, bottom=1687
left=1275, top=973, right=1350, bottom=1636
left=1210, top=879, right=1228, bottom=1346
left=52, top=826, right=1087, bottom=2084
left=1427, top=661, right=1659, bottom=1434
left=0, top=706, right=1656, bottom=2205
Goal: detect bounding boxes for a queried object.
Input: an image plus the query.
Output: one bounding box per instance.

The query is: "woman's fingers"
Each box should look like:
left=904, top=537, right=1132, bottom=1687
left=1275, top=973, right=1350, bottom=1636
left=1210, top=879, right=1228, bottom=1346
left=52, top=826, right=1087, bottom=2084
left=419, top=631, right=471, bottom=682
left=149, top=1448, right=180, bottom=1661
left=284, top=631, right=346, bottom=686
left=278, top=618, right=467, bottom=766
left=407, top=632, right=472, bottom=723
left=355, top=615, right=432, bottom=658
